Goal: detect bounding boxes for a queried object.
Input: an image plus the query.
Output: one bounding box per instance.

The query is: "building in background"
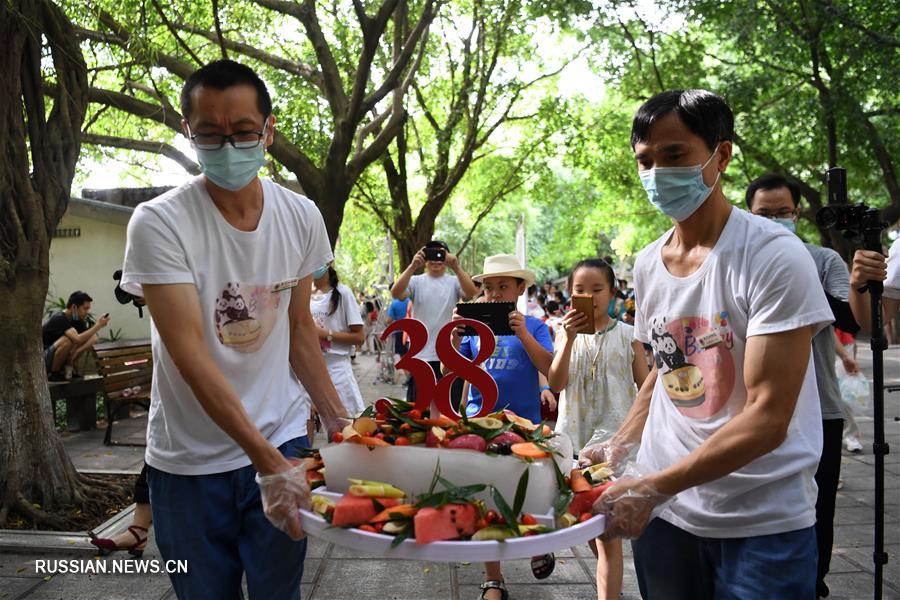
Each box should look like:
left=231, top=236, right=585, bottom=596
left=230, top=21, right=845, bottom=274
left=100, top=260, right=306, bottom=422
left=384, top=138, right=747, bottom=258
left=48, top=188, right=170, bottom=341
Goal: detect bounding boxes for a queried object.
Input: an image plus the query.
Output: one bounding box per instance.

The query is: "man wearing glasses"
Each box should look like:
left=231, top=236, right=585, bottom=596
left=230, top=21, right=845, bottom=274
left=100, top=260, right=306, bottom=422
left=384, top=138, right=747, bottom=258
left=746, top=174, right=858, bottom=599
left=120, top=60, right=349, bottom=599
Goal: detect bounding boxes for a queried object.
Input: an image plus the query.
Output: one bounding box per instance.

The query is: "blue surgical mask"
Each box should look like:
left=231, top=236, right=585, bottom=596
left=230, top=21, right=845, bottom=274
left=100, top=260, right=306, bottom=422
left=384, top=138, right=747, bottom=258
left=773, top=218, right=796, bottom=233
left=194, top=126, right=267, bottom=191
left=639, top=146, right=720, bottom=221
left=312, top=265, right=329, bottom=279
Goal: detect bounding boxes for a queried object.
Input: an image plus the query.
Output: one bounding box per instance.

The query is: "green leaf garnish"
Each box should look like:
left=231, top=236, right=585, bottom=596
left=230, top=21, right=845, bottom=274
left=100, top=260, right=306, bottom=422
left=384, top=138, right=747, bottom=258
left=512, top=469, right=529, bottom=517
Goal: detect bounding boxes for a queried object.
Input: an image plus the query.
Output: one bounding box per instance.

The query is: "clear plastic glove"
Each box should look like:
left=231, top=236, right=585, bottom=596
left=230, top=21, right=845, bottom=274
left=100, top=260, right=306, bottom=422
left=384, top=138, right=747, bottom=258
left=593, top=464, right=673, bottom=541
left=256, top=458, right=315, bottom=541
left=577, top=429, right=637, bottom=473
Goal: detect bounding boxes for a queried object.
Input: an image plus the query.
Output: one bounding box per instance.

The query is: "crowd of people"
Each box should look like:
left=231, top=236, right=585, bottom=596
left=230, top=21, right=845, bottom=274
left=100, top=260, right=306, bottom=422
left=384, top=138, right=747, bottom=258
left=46, top=58, right=900, bottom=600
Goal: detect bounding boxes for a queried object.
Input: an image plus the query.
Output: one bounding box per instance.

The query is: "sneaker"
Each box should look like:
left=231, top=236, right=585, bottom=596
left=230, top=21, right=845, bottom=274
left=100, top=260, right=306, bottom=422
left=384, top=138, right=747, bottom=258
left=844, top=436, right=863, bottom=453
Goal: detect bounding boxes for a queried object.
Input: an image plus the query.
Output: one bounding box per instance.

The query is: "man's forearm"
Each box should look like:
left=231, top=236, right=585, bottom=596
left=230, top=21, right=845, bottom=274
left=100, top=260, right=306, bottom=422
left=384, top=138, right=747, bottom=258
left=174, top=351, right=284, bottom=473
left=453, top=266, right=478, bottom=300
left=391, top=265, right=416, bottom=299
left=646, top=394, right=791, bottom=496
left=291, top=325, right=350, bottom=428
left=849, top=288, right=873, bottom=333
left=612, top=368, right=655, bottom=445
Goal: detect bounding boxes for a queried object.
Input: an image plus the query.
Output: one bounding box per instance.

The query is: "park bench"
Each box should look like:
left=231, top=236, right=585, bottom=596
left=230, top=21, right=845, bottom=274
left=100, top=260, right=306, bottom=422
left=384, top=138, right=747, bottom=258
left=92, top=339, right=152, bottom=446
left=48, top=375, right=105, bottom=432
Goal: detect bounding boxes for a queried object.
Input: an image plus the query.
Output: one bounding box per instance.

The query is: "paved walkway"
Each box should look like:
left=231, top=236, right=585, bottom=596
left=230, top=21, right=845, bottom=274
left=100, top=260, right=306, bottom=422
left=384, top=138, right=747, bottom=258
left=1, top=346, right=898, bottom=599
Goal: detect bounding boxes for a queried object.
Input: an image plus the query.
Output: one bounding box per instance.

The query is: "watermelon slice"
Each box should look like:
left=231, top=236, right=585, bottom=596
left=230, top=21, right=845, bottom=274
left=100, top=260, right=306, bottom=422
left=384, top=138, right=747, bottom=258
left=566, top=482, right=613, bottom=516
left=414, top=503, right=479, bottom=544
left=305, top=469, right=325, bottom=490
left=331, top=495, right=401, bottom=528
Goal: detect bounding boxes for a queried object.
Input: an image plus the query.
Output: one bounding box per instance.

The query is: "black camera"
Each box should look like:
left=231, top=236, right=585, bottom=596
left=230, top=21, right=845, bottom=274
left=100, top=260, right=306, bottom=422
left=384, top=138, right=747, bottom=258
left=423, top=247, right=446, bottom=262
left=113, top=270, right=145, bottom=318
left=815, top=167, right=886, bottom=252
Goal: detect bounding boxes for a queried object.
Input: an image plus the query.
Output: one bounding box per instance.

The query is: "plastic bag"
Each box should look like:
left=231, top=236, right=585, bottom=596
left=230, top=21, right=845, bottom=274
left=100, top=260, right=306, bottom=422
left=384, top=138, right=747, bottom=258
left=834, top=358, right=871, bottom=411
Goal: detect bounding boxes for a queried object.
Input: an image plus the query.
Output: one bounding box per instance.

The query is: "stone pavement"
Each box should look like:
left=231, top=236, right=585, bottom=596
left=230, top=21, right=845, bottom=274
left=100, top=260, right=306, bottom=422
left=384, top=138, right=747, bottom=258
left=1, top=345, right=898, bottom=599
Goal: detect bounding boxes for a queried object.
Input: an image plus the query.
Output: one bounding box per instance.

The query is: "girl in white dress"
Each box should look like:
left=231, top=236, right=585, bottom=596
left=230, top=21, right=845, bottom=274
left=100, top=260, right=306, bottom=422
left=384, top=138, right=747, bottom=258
left=310, top=265, right=366, bottom=415
left=548, top=258, right=649, bottom=600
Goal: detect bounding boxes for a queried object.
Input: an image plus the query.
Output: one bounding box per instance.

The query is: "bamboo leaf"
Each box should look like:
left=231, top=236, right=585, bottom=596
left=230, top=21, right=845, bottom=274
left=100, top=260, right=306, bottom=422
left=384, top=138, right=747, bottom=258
left=512, top=469, right=529, bottom=517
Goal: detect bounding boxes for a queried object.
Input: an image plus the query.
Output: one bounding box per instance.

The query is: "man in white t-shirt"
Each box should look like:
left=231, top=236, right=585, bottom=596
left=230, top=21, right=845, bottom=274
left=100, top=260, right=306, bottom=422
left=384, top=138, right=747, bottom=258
left=849, top=237, right=900, bottom=332
left=582, top=90, right=832, bottom=599
left=391, top=240, right=478, bottom=405
left=121, top=60, right=349, bottom=600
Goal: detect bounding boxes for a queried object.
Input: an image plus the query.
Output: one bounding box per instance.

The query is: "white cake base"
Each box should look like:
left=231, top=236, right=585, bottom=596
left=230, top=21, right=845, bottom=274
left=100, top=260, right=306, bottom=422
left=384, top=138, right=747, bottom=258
left=320, top=433, right=573, bottom=515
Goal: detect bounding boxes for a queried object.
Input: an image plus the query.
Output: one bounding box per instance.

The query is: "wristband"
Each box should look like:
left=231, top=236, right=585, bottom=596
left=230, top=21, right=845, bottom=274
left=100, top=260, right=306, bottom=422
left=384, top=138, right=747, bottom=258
left=540, top=385, right=551, bottom=392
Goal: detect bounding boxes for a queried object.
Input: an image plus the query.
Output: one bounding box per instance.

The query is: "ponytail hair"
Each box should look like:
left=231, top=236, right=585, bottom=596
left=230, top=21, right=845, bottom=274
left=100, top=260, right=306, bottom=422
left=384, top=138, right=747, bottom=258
left=327, top=266, right=341, bottom=315
left=567, top=258, right=616, bottom=291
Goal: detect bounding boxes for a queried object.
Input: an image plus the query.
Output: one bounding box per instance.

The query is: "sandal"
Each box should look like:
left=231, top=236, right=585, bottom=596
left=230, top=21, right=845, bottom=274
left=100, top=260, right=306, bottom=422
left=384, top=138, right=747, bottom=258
left=89, top=525, right=149, bottom=558
left=479, top=579, right=508, bottom=600
left=530, top=552, right=555, bottom=579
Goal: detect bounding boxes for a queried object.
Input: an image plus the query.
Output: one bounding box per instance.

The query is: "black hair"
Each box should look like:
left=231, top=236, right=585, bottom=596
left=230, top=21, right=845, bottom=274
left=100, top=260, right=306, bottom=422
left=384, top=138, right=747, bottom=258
left=67, top=291, right=92, bottom=309
left=327, top=267, right=341, bottom=316
left=546, top=300, right=560, bottom=313
left=567, top=258, right=616, bottom=291
left=425, top=239, right=449, bottom=251
left=181, top=59, right=273, bottom=122
left=554, top=290, right=565, bottom=302
left=745, top=174, right=801, bottom=210
left=631, top=89, right=734, bottom=152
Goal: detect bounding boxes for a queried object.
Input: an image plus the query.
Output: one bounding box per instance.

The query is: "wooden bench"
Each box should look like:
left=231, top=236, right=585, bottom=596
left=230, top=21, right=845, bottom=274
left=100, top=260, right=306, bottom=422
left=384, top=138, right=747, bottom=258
left=93, top=339, right=152, bottom=446
left=48, top=375, right=105, bottom=432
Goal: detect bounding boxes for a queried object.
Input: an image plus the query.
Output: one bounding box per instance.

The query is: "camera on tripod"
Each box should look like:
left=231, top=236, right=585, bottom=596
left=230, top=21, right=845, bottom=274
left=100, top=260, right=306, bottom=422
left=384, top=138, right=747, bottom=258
left=113, top=270, right=145, bottom=318
left=815, top=167, right=887, bottom=250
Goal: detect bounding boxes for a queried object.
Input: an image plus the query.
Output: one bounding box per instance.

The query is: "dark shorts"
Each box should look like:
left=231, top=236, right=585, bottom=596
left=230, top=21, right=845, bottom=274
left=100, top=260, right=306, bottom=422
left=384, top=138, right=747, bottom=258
left=43, top=345, right=56, bottom=372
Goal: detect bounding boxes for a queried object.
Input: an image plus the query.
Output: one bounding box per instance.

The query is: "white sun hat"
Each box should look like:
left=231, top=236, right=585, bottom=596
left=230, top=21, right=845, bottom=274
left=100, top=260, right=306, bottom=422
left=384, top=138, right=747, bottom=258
left=472, top=254, right=535, bottom=288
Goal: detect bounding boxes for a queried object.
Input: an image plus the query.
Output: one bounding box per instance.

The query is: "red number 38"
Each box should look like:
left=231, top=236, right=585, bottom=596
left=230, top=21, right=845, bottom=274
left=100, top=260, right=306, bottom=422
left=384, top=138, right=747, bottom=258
left=380, top=318, right=498, bottom=421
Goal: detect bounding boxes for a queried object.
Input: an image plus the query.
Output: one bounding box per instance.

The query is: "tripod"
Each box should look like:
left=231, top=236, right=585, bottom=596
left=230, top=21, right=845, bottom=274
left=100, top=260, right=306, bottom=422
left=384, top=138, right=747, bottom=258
left=816, top=167, right=890, bottom=599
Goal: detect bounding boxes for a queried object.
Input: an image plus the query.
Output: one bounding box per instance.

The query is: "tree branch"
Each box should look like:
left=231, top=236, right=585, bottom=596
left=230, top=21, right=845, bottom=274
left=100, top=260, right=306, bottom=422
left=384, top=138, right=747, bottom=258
left=81, top=133, right=200, bottom=174
left=251, top=0, right=348, bottom=118
left=211, top=0, right=228, bottom=59
left=173, top=23, right=325, bottom=90
left=148, top=0, right=202, bottom=65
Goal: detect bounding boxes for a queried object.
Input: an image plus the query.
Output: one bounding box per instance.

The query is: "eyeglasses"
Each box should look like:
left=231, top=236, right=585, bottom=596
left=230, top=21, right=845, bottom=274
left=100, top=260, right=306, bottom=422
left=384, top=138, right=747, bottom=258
left=187, top=123, right=267, bottom=150
left=755, top=208, right=797, bottom=219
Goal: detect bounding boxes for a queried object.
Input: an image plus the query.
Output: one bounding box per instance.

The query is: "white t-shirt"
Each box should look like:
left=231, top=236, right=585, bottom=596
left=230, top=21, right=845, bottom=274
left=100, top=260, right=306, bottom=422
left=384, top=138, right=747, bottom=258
left=633, top=207, right=833, bottom=538
left=121, top=177, right=333, bottom=476
left=885, top=238, right=900, bottom=300
left=310, top=283, right=363, bottom=355
left=407, top=274, right=464, bottom=361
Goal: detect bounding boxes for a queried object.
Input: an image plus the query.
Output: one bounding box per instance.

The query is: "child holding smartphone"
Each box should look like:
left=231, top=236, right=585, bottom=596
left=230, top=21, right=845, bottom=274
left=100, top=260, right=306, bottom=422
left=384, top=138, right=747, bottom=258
left=446, top=254, right=554, bottom=600
left=548, top=258, right=649, bottom=600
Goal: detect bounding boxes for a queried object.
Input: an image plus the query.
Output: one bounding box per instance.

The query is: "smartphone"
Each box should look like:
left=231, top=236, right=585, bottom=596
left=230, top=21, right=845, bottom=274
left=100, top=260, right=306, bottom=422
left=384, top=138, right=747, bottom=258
left=423, top=247, right=446, bottom=262
left=102, top=313, right=110, bottom=318
left=570, top=294, right=595, bottom=334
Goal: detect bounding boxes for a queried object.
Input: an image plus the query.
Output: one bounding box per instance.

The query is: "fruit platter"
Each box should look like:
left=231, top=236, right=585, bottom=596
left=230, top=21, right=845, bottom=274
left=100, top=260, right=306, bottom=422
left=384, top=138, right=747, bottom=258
left=298, top=398, right=614, bottom=561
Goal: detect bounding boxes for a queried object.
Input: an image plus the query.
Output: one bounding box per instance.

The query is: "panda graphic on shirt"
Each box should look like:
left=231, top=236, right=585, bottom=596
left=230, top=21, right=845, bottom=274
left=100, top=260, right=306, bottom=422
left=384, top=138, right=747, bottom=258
left=650, top=316, right=706, bottom=408
left=213, top=282, right=282, bottom=353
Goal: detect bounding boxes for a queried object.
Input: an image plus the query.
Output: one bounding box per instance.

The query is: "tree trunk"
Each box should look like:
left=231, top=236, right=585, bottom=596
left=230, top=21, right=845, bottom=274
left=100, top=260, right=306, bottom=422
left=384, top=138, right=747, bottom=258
left=0, top=0, right=100, bottom=527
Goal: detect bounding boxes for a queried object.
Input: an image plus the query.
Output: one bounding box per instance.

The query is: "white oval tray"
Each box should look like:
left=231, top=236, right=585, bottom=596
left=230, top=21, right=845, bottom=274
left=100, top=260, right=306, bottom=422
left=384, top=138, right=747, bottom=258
left=299, top=508, right=605, bottom=562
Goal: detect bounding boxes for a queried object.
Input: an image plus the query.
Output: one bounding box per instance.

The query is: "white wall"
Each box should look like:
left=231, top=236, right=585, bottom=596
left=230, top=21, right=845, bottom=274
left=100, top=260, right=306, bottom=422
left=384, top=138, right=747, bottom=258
left=48, top=212, right=150, bottom=341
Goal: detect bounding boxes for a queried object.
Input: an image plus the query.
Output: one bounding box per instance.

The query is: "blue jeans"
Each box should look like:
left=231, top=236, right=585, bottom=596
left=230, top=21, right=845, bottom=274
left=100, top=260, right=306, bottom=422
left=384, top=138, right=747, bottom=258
left=148, top=436, right=309, bottom=600
left=631, top=518, right=817, bottom=600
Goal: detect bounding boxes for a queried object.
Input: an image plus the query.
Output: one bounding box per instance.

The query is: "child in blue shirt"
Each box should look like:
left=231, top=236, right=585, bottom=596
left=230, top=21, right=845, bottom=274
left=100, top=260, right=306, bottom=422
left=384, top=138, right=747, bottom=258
left=445, top=254, right=554, bottom=600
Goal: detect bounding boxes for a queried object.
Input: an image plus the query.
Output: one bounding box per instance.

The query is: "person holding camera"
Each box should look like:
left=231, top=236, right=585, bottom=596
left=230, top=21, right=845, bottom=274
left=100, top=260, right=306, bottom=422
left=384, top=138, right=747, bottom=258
left=849, top=237, right=900, bottom=332
left=390, top=240, right=478, bottom=403
left=746, top=173, right=860, bottom=599
left=42, top=290, right=110, bottom=380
